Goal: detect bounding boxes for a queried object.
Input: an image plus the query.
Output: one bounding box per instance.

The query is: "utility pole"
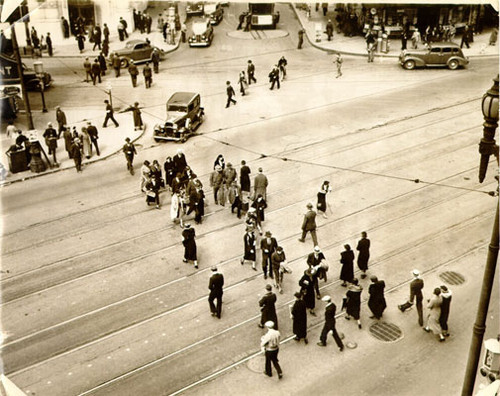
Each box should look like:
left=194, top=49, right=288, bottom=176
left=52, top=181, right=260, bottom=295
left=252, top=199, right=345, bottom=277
left=10, top=24, right=33, bottom=130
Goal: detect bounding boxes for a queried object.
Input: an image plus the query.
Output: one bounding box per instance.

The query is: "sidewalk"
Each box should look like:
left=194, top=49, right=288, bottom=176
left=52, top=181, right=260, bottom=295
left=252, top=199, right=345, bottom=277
left=20, top=4, right=186, bottom=59
left=0, top=109, right=146, bottom=186
left=291, top=4, right=499, bottom=58
left=1, top=6, right=187, bottom=186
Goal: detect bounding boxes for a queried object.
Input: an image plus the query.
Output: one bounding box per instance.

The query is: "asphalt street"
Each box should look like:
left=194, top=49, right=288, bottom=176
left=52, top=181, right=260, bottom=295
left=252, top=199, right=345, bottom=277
left=1, top=3, right=499, bottom=396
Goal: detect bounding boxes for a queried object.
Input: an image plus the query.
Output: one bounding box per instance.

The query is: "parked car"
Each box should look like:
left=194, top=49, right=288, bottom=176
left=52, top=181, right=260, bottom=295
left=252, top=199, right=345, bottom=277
left=399, top=42, right=469, bottom=70
left=186, top=2, right=204, bottom=17
left=188, top=19, right=214, bottom=47
left=0, top=53, right=52, bottom=91
left=153, top=92, right=204, bottom=143
left=111, top=39, right=163, bottom=68
left=204, top=2, right=224, bottom=25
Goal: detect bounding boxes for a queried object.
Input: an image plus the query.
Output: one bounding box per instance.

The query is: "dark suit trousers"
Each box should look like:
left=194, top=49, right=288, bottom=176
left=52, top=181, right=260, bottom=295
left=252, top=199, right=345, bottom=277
left=320, top=322, right=344, bottom=348
left=265, top=349, right=282, bottom=376
left=301, top=229, right=318, bottom=246
left=231, top=196, right=241, bottom=217
left=209, top=291, right=222, bottom=318
left=91, top=138, right=100, bottom=156
left=416, top=298, right=423, bottom=326
left=262, top=254, right=273, bottom=278
left=103, top=113, right=119, bottom=127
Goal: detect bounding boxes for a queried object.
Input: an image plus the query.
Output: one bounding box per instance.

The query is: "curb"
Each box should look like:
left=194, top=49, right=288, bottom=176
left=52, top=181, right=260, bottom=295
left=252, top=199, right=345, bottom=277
left=20, top=35, right=181, bottom=60
left=0, top=126, right=147, bottom=187
left=290, top=3, right=499, bottom=59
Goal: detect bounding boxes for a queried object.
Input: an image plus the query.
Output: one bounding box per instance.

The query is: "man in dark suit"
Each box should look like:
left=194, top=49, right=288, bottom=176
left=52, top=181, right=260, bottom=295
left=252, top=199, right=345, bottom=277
left=317, top=295, right=344, bottom=351
left=208, top=266, right=224, bottom=319
left=259, top=284, right=278, bottom=330
left=261, top=231, right=278, bottom=280
left=91, top=59, right=102, bottom=85
left=128, top=60, right=139, bottom=87
left=103, top=100, right=119, bottom=127
left=247, top=60, right=257, bottom=84
left=143, top=63, right=152, bottom=88
left=298, top=203, right=318, bottom=246
left=408, top=269, right=425, bottom=326
left=225, top=81, right=236, bottom=108
left=86, top=121, right=100, bottom=156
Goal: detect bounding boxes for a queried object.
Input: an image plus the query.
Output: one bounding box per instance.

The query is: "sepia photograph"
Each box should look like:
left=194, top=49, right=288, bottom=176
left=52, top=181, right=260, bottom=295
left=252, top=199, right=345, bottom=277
left=0, top=0, right=499, bottom=395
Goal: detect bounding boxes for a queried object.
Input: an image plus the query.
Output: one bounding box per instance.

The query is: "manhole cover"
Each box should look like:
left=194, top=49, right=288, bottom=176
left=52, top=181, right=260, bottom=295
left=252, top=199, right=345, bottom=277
left=247, top=355, right=265, bottom=373
left=439, top=271, right=465, bottom=285
left=369, top=321, right=403, bottom=342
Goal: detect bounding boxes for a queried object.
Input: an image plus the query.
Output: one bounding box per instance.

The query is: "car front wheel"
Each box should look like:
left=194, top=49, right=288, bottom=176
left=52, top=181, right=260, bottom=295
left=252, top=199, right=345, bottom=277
left=403, top=60, right=416, bottom=70
left=448, top=59, right=459, bottom=70
left=120, top=58, right=129, bottom=68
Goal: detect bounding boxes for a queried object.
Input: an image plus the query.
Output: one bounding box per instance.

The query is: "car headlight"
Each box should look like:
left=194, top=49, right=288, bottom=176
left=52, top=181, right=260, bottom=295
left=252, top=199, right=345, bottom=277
left=202, top=35, right=206, bottom=39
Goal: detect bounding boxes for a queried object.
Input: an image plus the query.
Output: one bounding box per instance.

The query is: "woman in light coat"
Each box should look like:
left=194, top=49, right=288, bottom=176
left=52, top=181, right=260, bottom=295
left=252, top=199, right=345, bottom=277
left=424, top=287, right=445, bottom=342
left=80, top=127, right=92, bottom=159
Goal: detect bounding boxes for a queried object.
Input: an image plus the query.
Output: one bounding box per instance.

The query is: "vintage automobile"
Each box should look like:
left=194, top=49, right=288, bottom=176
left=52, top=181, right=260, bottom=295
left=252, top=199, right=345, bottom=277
left=399, top=42, right=469, bottom=70
left=111, top=39, right=163, bottom=68
left=153, top=92, right=204, bottom=143
left=188, top=19, right=214, bottom=47
left=186, top=2, right=204, bottom=17
left=204, top=2, right=224, bottom=25
left=0, top=53, right=52, bottom=91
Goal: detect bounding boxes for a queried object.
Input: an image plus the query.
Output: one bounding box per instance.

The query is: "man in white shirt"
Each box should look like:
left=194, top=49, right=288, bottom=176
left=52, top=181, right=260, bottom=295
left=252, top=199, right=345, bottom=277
left=260, top=321, right=283, bottom=379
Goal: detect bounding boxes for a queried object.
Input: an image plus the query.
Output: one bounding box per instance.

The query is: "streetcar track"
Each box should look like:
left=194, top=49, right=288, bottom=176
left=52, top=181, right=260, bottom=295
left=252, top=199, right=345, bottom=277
left=7, top=209, right=489, bottom=379
left=0, top=104, right=479, bottom=259
left=1, top=121, right=485, bottom=307
left=0, top=98, right=479, bottom=252
left=2, top=170, right=491, bottom=362
left=75, top=241, right=486, bottom=396
left=166, top=244, right=485, bottom=396
left=0, top=121, right=482, bottom=301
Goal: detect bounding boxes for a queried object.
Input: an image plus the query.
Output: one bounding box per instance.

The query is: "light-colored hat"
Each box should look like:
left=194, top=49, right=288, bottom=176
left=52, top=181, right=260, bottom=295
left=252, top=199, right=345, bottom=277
left=314, top=246, right=321, bottom=252
left=215, top=165, right=222, bottom=171
left=412, top=269, right=420, bottom=277
left=211, top=266, right=217, bottom=272
left=47, top=122, right=52, bottom=127
left=248, top=207, right=256, bottom=213
left=184, top=223, right=191, bottom=229
left=322, top=295, right=332, bottom=302
left=265, top=321, right=274, bottom=328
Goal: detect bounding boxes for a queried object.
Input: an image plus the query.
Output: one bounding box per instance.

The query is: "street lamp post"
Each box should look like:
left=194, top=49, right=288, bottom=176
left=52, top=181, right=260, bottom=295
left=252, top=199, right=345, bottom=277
left=462, top=75, right=500, bottom=396
left=106, top=83, right=113, bottom=109
left=33, top=61, right=48, bottom=113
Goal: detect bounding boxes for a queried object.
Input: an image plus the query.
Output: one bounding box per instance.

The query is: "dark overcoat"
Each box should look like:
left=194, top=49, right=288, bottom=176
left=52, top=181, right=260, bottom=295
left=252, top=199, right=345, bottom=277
left=291, top=299, right=307, bottom=338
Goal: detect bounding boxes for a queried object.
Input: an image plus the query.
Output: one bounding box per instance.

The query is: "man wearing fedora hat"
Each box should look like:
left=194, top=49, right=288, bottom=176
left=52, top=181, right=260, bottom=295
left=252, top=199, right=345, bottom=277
left=261, top=320, right=283, bottom=379
left=259, top=284, right=278, bottom=330
left=43, top=122, right=58, bottom=165
left=208, top=266, right=224, bottom=318
left=261, top=231, right=278, bottom=279
left=298, top=203, right=318, bottom=246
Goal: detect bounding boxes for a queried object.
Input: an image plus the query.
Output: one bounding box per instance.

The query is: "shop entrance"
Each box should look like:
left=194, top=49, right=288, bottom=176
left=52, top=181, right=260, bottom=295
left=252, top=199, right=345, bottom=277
left=68, top=0, right=95, bottom=35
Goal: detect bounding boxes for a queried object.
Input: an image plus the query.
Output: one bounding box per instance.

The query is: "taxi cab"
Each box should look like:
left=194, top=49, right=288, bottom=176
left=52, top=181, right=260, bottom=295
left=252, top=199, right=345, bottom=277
left=153, top=92, right=204, bottom=143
